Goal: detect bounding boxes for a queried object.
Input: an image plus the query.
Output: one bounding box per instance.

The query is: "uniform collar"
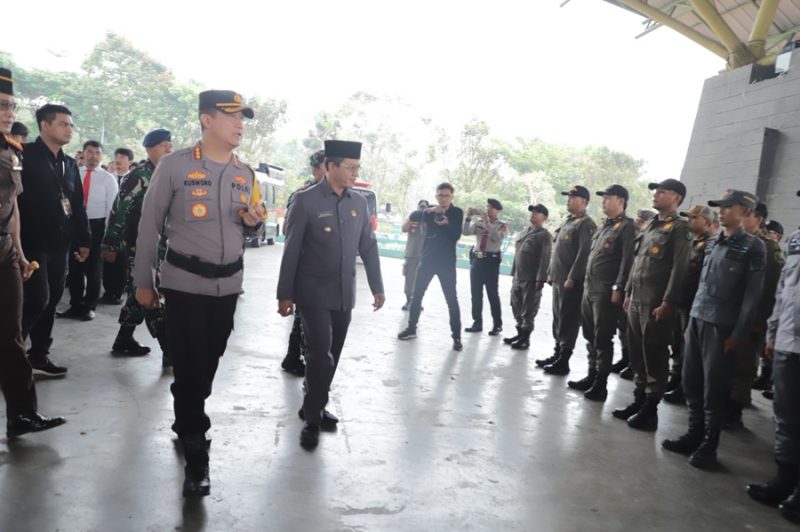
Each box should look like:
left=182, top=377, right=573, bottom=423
left=2, top=133, right=22, bottom=152
left=319, top=177, right=352, bottom=198
left=568, top=210, right=586, bottom=220
left=604, top=214, right=625, bottom=226
left=193, top=142, right=241, bottom=169
left=35, top=136, right=65, bottom=162
left=717, top=225, right=746, bottom=244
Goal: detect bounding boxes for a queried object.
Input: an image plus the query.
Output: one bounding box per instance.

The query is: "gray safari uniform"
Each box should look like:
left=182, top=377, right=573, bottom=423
left=510, top=225, right=552, bottom=331
left=768, top=229, right=800, bottom=470
left=277, top=177, right=383, bottom=424
left=402, top=214, right=426, bottom=301
left=548, top=211, right=596, bottom=359
left=625, top=211, right=691, bottom=399
left=134, top=142, right=260, bottom=437
left=582, top=215, right=635, bottom=377
left=463, top=216, right=506, bottom=329
left=683, top=226, right=765, bottom=432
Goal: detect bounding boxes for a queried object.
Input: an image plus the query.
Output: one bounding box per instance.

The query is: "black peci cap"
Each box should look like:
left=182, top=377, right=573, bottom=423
left=324, top=140, right=362, bottom=160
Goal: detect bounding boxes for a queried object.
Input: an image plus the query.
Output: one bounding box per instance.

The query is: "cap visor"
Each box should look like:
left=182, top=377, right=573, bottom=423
left=708, top=199, right=735, bottom=207
left=560, top=191, right=571, bottom=196
left=596, top=191, right=607, bottom=196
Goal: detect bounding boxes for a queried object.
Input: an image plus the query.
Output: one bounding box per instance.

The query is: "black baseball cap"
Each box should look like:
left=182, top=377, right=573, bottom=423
left=528, top=204, right=549, bottom=217
left=708, top=189, right=759, bottom=209
left=487, top=198, right=503, bottom=211
left=561, top=185, right=590, bottom=201
left=199, top=90, right=254, bottom=119
left=648, top=178, right=686, bottom=198
left=766, top=220, right=784, bottom=235
left=596, top=184, right=629, bottom=201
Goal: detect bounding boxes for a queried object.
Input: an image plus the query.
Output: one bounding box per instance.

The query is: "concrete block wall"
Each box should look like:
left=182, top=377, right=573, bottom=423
left=681, top=49, right=800, bottom=236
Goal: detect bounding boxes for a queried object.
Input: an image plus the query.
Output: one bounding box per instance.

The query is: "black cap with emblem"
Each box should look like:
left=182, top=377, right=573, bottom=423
left=708, top=189, right=759, bottom=209
left=0, top=67, right=13, bottom=96
left=560, top=185, right=590, bottom=201
left=528, top=204, right=549, bottom=217
left=596, top=184, right=629, bottom=201
left=324, top=140, right=362, bottom=160
left=199, top=90, right=254, bottom=119
left=648, top=178, right=686, bottom=198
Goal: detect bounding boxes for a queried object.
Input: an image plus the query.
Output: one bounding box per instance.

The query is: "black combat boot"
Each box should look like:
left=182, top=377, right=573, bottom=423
left=610, top=348, right=629, bottom=374
left=613, top=389, right=645, bottom=420
left=662, top=419, right=705, bottom=455
left=182, top=434, right=210, bottom=497
left=536, top=346, right=560, bottom=368
left=626, top=395, right=659, bottom=431
left=543, top=351, right=571, bottom=375
left=722, top=399, right=745, bottom=430
left=503, top=326, right=522, bottom=345
left=747, top=462, right=798, bottom=507
left=688, top=428, right=720, bottom=470
left=663, top=384, right=685, bottom=405
left=752, top=364, right=772, bottom=391
left=665, top=373, right=681, bottom=393
left=112, top=326, right=151, bottom=356
left=281, top=327, right=305, bottom=376
left=157, top=333, right=172, bottom=368
left=567, top=369, right=596, bottom=392
left=780, top=483, right=800, bottom=523
left=510, top=329, right=531, bottom=350
left=464, top=322, right=483, bottom=333
left=584, top=375, right=608, bottom=401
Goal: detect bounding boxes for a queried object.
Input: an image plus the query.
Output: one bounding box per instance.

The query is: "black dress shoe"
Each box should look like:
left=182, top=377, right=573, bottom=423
left=183, top=464, right=210, bottom=497
left=300, top=422, right=320, bottom=449
left=663, top=386, right=685, bottom=405
left=80, top=309, right=95, bottom=321
left=488, top=326, right=502, bottom=336
left=780, top=490, right=800, bottom=523
left=7, top=412, right=67, bottom=437
left=464, top=323, right=483, bottom=333
left=763, top=389, right=774, bottom=400
left=30, top=357, right=68, bottom=378
left=298, top=408, right=339, bottom=430
left=453, top=338, right=463, bottom=351
left=619, top=366, right=634, bottom=380
left=609, top=358, right=628, bottom=374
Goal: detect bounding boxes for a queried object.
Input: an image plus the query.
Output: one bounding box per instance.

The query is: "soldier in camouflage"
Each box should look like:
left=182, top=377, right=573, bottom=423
left=101, top=128, right=173, bottom=364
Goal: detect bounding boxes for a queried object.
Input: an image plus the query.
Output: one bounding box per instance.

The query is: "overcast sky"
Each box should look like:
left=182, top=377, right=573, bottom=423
left=2, top=0, right=723, bottom=179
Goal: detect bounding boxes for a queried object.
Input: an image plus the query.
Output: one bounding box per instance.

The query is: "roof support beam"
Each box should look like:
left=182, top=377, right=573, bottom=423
left=748, top=0, right=781, bottom=58
left=689, top=0, right=755, bottom=68
left=614, top=0, right=728, bottom=58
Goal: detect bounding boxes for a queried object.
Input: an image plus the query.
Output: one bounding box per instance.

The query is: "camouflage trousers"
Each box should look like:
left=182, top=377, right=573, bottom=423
left=118, top=254, right=165, bottom=338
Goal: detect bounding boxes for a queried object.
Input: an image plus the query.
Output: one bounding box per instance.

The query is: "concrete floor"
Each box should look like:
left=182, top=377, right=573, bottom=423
left=0, top=244, right=793, bottom=532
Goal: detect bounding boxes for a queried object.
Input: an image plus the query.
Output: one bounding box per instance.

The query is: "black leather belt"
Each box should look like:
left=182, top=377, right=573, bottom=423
left=474, top=251, right=501, bottom=259
left=166, top=249, right=243, bottom=279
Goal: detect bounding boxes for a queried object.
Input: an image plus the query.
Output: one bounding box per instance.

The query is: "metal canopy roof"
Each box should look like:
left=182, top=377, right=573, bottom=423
left=603, top=0, right=800, bottom=68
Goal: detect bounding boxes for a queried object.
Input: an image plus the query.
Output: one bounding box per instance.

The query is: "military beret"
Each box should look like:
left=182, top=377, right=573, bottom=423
left=487, top=198, right=503, bottom=211
left=142, top=128, right=172, bottom=148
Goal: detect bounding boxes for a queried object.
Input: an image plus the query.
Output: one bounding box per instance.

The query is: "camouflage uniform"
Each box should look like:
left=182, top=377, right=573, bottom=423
left=102, top=160, right=165, bottom=338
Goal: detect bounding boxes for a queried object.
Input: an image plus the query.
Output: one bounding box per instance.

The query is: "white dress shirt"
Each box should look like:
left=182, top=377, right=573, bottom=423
left=80, top=166, right=119, bottom=220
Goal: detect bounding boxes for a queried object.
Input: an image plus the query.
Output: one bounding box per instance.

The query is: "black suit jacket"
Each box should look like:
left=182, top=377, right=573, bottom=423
left=18, top=137, right=90, bottom=253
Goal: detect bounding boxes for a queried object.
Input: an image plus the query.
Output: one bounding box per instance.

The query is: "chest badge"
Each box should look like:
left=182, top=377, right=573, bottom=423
left=191, top=188, right=208, bottom=197
left=663, top=222, right=673, bottom=231
left=351, top=209, right=358, bottom=217
left=323, top=226, right=332, bottom=233
left=191, top=203, right=208, bottom=218
left=239, top=193, right=247, bottom=203
left=603, top=242, right=611, bottom=249
left=233, top=175, right=247, bottom=185
left=187, top=171, right=207, bottom=180
left=650, top=245, right=660, bottom=254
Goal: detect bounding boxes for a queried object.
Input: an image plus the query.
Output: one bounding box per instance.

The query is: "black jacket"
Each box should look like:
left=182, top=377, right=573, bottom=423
left=410, top=205, right=463, bottom=266
left=18, top=137, right=90, bottom=253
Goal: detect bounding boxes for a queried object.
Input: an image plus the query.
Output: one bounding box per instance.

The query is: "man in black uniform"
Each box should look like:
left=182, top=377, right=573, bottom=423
left=568, top=185, right=635, bottom=401
left=663, top=190, right=765, bottom=469
left=280, top=149, right=326, bottom=377
left=397, top=183, right=464, bottom=351
left=19, top=104, right=91, bottom=378
left=0, top=67, right=66, bottom=436
left=277, top=140, right=384, bottom=449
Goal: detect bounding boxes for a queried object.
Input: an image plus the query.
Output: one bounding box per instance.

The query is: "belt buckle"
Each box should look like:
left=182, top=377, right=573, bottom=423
left=475, top=251, right=485, bottom=259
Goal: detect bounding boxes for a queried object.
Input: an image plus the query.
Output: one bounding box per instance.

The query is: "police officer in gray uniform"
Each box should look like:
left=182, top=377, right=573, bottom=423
left=747, top=193, right=800, bottom=522
left=537, top=185, right=596, bottom=375
left=568, top=185, right=635, bottom=401
left=134, top=90, right=265, bottom=497
left=615, top=179, right=690, bottom=431
left=464, top=198, right=507, bottom=335
left=662, top=190, right=765, bottom=470
left=504, top=204, right=552, bottom=349
left=277, top=140, right=384, bottom=450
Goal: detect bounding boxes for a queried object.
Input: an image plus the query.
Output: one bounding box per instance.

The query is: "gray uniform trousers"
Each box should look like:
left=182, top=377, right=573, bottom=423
left=298, top=305, right=352, bottom=424
left=510, top=280, right=542, bottom=331
left=582, top=290, right=622, bottom=376
left=774, top=350, right=800, bottom=466
left=682, top=317, right=734, bottom=430
left=552, top=284, right=583, bottom=354
left=627, top=302, right=672, bottom=398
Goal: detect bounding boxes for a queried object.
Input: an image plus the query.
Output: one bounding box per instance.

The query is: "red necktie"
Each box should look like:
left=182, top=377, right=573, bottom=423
left=479, top=228, right=488, bottom=251
left=83, top=168, right=93, bottom=205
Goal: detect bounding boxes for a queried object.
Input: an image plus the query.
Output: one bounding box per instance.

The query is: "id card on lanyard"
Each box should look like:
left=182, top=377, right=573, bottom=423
left=51, top=158, right=72, bottom=218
